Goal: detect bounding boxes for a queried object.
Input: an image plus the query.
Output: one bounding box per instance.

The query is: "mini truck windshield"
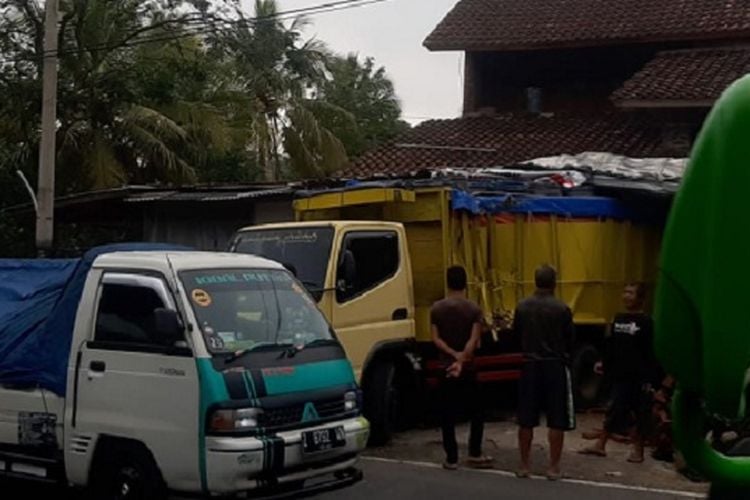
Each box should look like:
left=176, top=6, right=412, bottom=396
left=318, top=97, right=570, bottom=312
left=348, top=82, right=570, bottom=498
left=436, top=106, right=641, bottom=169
left=180, top=268, right=333, bottom=355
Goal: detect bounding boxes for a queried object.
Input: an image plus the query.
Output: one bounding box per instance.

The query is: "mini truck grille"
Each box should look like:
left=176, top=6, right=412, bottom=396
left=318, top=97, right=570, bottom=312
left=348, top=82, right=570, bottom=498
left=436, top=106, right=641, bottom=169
left=259, top=397, right=351, bottom=431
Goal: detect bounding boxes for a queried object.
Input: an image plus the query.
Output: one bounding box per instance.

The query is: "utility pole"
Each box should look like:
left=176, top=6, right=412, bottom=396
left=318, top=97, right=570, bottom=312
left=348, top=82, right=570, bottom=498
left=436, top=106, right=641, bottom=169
left=36, top=0, right=59, bottom=255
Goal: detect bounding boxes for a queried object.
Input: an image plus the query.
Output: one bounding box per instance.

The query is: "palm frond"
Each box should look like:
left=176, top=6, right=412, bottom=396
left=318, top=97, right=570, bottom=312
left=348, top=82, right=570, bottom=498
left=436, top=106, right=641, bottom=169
left=123, top=105, right=188, bottom=143
left=87, top=131, right=126, bottom=189
left=60, top=120, right=90, bottom=151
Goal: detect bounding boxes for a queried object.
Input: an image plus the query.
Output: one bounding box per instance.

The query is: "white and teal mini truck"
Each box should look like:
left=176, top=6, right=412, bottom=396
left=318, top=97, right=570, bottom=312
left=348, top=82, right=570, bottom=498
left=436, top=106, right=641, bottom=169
left=0, top=243, right=369, bottom=499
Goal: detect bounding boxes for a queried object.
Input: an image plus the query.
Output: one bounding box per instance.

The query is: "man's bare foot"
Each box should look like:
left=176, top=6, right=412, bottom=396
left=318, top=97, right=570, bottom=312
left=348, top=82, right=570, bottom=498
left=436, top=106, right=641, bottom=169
left=467, top=455, right=494, bottom=469
left=547, top=468, right=562, bottom=481
left=611, top=433, right=631, bottom=444
left=582, top=430, right=603, bottom=440
left=516, top=468, right=531, bottom=479
left=578, top=446, right=607, bottom=457
left=627, top=451, right=645, bottom=463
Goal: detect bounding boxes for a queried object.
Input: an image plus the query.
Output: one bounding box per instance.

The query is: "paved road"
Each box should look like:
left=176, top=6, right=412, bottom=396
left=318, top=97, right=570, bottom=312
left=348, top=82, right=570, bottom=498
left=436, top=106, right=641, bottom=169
left=313, top=458, right=705, bottom=500
left=4, top=457, right=705, bottom=499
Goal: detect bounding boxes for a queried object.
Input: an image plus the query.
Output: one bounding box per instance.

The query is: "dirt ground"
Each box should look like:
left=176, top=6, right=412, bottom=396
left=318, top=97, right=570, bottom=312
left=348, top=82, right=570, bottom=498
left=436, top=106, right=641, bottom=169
left=365, top=412, right=709, bottom=495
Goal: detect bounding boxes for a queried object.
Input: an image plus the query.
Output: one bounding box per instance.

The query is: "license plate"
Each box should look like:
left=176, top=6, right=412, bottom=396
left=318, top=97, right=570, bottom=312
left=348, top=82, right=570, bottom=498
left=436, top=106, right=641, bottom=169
left=302, top=426, right=346, bottom=454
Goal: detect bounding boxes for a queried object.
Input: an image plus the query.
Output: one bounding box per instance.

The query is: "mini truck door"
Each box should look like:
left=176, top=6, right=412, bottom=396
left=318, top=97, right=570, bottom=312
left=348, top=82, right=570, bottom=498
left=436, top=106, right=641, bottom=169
left=70, top=272, right=200, bottom=491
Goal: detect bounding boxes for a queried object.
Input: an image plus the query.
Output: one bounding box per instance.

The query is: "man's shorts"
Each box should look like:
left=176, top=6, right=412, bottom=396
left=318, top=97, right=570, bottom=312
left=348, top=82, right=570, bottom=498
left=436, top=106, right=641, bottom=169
left=604, top=380, right=653, bottom=437
left=518, top=359, right=576, bottom=431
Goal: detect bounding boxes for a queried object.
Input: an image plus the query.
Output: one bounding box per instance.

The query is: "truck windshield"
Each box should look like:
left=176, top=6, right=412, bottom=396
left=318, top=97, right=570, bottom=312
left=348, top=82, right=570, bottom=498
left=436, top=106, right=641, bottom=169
left=181, top=269, right=333, bottom=354
left=232, top=227, right=333, bottom=301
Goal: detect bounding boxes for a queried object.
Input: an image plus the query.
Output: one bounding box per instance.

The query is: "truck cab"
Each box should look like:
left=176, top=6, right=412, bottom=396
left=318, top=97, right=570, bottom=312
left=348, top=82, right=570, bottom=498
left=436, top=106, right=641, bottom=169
left=0, top=247, right=368, bottom=498
left=231, top=222, right=417, bottom=444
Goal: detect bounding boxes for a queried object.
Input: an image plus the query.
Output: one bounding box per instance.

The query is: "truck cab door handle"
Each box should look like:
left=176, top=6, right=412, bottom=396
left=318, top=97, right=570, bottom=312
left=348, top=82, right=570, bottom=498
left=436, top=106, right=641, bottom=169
left=89, top=360, right=106, bottom=373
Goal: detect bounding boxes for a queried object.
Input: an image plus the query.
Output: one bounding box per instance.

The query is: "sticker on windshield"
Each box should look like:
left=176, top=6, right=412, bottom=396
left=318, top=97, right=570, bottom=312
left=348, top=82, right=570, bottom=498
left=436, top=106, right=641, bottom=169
left=192, top=271, right=291, bottom=286
left=191, top=288, right=213, bottom=307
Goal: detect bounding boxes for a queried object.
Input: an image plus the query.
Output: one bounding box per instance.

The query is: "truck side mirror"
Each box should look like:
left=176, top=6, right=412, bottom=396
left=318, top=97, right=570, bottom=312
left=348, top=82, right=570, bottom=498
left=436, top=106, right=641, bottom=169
left=337, top=249, right=357, bottom=293
left=153, top=308, right=184, bottom=346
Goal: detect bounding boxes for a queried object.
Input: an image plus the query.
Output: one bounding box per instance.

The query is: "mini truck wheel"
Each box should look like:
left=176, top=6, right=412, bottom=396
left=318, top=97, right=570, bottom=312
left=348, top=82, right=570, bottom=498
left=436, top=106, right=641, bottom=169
left=89, top=442, right=166, bottom=500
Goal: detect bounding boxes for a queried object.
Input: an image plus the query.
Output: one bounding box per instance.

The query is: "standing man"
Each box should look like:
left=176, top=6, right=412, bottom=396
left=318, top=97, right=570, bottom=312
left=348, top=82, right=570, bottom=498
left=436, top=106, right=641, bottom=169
left=580, top=283, right=658, bottom=463
left=431, top=266, right=493, bottom=470
left=515, top=265, right=575, bottom=480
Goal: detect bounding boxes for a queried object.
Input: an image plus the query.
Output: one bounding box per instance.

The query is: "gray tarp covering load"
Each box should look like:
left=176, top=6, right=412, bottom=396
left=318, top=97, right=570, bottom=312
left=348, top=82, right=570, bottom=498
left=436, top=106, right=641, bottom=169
left=431, top=152, right=687, bottom=196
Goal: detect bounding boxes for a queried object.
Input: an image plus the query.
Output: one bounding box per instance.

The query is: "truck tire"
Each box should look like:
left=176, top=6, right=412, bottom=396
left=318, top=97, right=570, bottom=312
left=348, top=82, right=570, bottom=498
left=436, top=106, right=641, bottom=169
left=571, top=343, right=603, bottom=409
left=89, top=443, right=166, bottom=500
left=364, top=361, right=398, bottom=446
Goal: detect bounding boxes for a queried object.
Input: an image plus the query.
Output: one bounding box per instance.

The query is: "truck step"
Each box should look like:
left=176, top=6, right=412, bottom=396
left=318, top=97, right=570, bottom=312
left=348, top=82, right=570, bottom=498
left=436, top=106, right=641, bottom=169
left=0, top=450, right=64, bottom=483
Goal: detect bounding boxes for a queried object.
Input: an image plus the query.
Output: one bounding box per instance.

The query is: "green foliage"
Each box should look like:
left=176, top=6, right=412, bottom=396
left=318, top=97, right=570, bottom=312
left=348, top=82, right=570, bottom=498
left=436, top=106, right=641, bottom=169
left=0, top=0, right=407, bottom=208
left=317, top=54, right=410, bottom=157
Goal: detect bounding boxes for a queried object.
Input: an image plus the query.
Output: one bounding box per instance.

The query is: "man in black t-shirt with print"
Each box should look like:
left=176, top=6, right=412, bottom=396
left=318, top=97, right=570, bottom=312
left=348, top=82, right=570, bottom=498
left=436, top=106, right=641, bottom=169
left=580, top=283, right=658, bottom=463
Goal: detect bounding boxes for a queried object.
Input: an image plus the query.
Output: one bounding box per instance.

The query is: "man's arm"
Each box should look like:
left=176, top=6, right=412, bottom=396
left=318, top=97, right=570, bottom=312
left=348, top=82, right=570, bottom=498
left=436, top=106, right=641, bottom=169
left=460, top=321, right=483, bottom=360
left=432, top=324, right=461, bottom=360
left=595, top=322, right=612, bottom=375
left=565, top=308, right=576, bottom=361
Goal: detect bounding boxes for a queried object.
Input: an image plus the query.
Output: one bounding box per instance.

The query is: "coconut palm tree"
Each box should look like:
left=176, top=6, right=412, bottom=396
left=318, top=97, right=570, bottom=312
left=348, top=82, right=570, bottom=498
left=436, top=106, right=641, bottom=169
left=0, top=0, right=243, bottom=192
left=214, top=0, right=350, bottom=181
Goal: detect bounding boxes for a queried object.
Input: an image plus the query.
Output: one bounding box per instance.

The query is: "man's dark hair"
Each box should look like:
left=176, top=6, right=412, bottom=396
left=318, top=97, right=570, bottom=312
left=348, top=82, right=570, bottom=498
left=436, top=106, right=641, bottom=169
left=446, top=266, right=468, bottom=291
left=625, top=282, right=646, bottom=301
left=535, top=264, right=557, bottom=290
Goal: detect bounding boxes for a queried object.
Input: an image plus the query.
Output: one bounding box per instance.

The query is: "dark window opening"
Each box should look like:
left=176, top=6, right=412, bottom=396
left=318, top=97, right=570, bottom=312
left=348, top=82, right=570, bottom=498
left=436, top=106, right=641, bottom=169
left=95, top=284, right=166, bottom=346
left=336, top=231, right=399, bottom=303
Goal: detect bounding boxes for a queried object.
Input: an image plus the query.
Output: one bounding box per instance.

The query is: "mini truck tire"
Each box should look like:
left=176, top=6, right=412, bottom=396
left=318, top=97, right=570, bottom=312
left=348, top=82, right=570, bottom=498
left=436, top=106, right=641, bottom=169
left=87, top=441, right=167, bottom=500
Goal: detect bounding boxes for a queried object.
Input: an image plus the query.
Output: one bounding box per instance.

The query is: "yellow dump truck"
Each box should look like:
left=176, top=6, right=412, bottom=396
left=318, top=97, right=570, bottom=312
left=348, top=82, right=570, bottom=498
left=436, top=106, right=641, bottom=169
left=230, top=185, right=663, bottom=443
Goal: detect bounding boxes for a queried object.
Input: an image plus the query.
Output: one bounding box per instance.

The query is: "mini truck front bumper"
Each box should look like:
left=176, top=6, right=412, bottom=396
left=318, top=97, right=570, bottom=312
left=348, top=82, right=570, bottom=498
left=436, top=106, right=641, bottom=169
left=204, top=416, right=369, bottom=494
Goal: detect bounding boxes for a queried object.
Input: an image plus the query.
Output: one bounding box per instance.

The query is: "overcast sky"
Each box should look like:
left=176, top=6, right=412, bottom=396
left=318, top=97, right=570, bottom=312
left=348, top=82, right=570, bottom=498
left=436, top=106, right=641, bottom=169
left=240, top=0, right=463, bottom=123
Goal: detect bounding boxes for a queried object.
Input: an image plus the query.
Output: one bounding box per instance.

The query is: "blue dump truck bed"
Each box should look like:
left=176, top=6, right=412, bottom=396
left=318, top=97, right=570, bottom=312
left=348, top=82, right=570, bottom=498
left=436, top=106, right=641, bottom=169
left=0, top=243, right=187, bottom=395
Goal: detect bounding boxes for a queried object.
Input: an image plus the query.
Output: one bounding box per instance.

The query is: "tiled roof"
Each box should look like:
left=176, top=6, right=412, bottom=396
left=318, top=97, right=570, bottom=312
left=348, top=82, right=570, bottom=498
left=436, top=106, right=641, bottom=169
left=612, top=48, right=750, bottom=104
left=344, top=114, right=665, bottom=178
left=424, top=0, right=750, bottom=51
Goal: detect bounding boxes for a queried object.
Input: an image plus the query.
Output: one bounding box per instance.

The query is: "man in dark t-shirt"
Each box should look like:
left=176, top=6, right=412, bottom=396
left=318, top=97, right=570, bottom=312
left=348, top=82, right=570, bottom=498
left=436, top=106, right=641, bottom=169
left=431, top=266, right=492, bottom=470
left=514, top=265, right=575, bottom=480
left=580, top=283, right=658, bottom=463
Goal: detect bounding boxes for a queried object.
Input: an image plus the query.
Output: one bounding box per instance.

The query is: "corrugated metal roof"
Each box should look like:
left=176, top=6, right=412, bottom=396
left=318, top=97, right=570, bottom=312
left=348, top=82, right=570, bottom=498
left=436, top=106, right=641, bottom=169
left=124, top=187, right=293, bottom=203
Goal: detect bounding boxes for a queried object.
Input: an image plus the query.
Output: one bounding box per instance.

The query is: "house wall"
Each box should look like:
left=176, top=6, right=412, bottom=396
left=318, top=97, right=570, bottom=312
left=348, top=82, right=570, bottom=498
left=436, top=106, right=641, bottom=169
left=253, top=199, right=295, bottom=225
left=142, top=197, right=294, bottom=251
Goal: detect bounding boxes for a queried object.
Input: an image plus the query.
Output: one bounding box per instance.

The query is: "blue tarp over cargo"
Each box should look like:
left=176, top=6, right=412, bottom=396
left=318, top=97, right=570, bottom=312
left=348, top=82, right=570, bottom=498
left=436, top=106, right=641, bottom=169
left=0, top=243, right=189, bottom=396
left=451, top=189, right=630, bottom=219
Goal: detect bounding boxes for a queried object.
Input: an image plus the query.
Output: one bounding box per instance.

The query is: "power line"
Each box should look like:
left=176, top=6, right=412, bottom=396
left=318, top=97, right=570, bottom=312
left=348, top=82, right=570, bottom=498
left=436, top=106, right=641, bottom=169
left=0, top=0, right=390, bottom=65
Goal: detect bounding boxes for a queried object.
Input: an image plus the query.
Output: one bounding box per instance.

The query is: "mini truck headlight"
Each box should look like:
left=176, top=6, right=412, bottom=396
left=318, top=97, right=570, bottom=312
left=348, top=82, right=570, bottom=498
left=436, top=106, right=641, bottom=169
left=344, top=391, right=358, bottom=411
left=209, top=407, right=263, bottom=432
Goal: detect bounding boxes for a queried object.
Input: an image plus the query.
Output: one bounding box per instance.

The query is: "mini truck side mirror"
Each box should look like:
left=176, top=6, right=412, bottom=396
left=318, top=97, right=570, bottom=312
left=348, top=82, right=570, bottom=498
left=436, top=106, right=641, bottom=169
left=153, top=308, right=184, bottom=346
left=337, top=248, right=357, bottom=292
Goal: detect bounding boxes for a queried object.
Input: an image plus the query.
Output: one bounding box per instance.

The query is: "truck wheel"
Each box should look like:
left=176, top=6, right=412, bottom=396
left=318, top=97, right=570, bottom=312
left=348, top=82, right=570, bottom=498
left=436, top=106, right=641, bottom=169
left=364, top=361, right=398, bottom=446
left=571, top=343, right=602, bottom=409
left=90, top=443, right=166, bottom=500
